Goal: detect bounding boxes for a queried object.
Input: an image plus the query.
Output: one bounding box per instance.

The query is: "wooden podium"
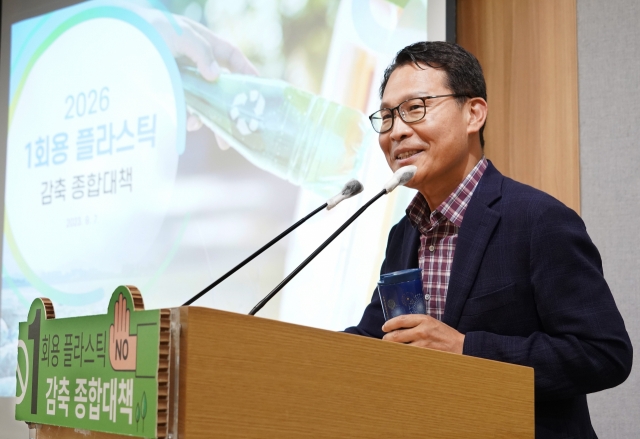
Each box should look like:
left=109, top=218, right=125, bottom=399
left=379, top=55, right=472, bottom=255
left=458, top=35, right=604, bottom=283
left=29, top=306, right=534, bottom=439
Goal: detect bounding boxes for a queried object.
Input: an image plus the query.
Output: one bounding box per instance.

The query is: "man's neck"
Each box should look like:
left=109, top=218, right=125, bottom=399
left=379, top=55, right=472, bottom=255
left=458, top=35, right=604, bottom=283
left=420, top=151, right=484, bottom=211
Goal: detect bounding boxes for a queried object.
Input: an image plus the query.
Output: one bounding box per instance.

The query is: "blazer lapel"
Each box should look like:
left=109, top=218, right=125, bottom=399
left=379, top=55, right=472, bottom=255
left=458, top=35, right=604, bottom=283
left=442, top=162, right=503, bottom=329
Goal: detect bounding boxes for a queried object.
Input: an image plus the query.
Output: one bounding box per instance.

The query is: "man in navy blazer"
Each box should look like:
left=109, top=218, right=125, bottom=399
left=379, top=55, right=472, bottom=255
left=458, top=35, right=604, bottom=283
left=345, top=42, right=632, bottom=438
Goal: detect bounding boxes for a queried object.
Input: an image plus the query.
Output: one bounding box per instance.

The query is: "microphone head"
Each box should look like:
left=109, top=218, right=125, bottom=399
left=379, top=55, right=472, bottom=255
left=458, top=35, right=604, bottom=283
left=383, top=165, right=417, bottom=193
left=396, top=166, right=417, bottom=186
left=341, top=179, right=364, bottom=197
left=326, top=179, right=364, bottom=210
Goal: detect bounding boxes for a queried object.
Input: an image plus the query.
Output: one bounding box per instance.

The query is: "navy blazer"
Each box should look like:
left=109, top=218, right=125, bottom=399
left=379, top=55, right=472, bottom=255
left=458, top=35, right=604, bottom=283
left=345, top=162, right=633, bottom=439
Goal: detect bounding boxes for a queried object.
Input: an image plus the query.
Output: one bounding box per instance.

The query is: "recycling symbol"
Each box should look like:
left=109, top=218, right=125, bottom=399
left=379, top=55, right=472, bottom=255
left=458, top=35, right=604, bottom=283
left=229, top=90, right=265, bottom=136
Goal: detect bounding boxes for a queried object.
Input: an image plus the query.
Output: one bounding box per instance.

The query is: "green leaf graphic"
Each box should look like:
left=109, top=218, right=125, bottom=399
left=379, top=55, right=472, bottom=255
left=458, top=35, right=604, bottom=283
left=142, top=392, right=148, bottom=418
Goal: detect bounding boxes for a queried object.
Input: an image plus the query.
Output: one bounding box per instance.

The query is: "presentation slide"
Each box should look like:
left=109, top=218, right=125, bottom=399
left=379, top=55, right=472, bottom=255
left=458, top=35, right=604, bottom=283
left=0, top=0, right=431, bottom=396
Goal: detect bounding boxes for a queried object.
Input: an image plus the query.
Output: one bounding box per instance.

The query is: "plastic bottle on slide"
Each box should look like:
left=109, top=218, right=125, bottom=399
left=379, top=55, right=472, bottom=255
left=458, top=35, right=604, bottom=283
left=180, top=66, right=371, bottom=197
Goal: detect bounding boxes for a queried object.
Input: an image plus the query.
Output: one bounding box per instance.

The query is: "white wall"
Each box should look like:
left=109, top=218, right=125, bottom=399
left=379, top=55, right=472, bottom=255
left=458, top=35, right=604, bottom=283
left=578, top=0, right=640, bottom=436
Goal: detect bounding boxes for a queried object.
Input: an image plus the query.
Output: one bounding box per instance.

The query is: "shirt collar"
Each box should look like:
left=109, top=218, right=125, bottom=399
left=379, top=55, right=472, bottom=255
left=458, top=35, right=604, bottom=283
left=406, top=157, right=488, bottom=232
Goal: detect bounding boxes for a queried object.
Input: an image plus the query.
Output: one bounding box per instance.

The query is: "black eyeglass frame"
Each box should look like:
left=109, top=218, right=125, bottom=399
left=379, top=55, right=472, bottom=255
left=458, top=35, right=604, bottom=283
left=369, top=94, right=471, bottom=133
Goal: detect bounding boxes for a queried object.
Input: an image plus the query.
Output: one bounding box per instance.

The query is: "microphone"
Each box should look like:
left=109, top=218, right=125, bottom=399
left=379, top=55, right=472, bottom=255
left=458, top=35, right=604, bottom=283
left=248, top=166, right=417, bottom=316
left=383, top=165, right=417, bottom=193
left=327, top=179, right=364, bottom=210
left=182, top=179, right=364, bottom=306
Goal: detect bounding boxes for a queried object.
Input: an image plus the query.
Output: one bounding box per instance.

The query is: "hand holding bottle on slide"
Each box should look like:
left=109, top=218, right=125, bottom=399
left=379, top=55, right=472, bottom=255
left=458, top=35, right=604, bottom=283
left=137, top=7, right=258, bottom=145
left=137, top=6, right=370, bottom=196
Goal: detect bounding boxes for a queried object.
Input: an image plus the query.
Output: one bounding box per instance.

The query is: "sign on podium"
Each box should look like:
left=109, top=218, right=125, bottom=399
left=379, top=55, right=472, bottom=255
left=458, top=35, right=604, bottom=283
left=15, top=286, right=169, bottom=438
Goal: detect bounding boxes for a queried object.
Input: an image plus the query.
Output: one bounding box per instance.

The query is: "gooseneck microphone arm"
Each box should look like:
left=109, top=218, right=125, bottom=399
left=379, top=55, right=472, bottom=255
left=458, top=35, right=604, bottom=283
left=183, top=203, right=327, bottom=306
left=248, top=165, right=416, bottom=316
left=248, top=189, right=386, bottom=316
left=182, top=179, right=364, bottom=306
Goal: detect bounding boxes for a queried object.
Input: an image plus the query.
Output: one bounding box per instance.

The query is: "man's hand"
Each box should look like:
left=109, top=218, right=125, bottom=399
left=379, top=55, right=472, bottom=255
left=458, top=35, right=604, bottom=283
left=382, top=314, right=465, bottom=354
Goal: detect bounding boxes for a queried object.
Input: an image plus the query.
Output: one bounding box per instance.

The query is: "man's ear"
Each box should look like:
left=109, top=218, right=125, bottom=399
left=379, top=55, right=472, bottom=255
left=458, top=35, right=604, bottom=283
left=466, top=97, right=488, bottom=135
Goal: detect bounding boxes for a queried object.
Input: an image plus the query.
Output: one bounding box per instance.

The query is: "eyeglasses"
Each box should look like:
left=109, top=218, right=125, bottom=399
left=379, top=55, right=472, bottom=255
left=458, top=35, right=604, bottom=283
left=369, top=94, right=469, bottom=133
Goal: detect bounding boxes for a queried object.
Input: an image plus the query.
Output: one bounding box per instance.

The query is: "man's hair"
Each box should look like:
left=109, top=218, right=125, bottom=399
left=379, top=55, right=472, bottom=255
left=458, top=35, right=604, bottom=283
left=380, top=41, right=487, bottom=147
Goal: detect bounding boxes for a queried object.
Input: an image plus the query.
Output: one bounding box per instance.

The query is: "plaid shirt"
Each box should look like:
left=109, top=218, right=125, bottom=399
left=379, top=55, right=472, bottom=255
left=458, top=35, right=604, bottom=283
left=406, top=157, right=488, bottom=321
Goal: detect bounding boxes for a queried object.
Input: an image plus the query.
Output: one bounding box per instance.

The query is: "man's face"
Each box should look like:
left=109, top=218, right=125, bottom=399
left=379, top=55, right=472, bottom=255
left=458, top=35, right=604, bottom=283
left=379, top=63, right=474, bottom=196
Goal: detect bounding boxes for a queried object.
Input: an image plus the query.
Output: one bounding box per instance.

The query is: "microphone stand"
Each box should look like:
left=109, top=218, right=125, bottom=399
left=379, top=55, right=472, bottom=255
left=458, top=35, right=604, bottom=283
left=248, top=189, right=387, bottom=316
left=183, top=202, right=327, bottom=306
